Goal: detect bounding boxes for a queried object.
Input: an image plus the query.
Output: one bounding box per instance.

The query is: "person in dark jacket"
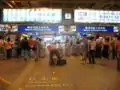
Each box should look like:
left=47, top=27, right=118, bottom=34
left=21, top=37, right=29, bottom=61
left=15, top=37, right=21, bottom=58
left=102, top=38, right=110, bottom=59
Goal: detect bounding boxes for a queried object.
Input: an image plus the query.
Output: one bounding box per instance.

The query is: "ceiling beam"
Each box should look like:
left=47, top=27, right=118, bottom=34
left=7, top=0, right=105, bottom=4
left=7, top=0, right=120, bottom=4
left=28, top=1, right=32, bottom=7
left=11, top=0, right=18, bottom=7
left=2, top=0, right=14, bottom=8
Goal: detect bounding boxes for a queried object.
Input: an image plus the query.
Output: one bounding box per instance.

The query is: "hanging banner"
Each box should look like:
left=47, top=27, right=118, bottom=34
left=76, top=26, right=114, bottom=32
left=18, top=25, right=59, bottom=32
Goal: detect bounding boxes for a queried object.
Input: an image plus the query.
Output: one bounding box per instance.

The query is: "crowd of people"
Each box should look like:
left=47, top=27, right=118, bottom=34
left=64, top=35, right=120, bottom=66
left=0, top=36, right=44, bottom=61
left=0, top=34, right=120, bottom=69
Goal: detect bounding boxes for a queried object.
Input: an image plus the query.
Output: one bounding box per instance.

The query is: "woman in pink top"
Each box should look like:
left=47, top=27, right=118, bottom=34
left=47, top=43, right=61, bottom=66
left=47, top=44, right=56, bottom=52
left=115, top=36, right=120, bottom=71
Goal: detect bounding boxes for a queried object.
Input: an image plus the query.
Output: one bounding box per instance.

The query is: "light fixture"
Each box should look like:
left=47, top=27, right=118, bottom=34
left=11, top=1, right=15, bottom=4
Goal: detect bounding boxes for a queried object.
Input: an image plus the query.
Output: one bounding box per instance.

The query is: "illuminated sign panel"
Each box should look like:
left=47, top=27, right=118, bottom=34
left=74, top=9, right=120, bottom=23
left=3, top=9, right=62, bottom=23
left=65, top=13, right=71, bottom=19
left=76, top=26, right=114, bottom=32
left=18, top=25, right=59, bottom=32
left=0, top=24, right=18, bottom=32
left=0, top=25, right=6, bottom=31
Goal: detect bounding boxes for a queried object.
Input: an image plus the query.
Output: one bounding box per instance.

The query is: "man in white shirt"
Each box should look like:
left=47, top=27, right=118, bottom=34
left=88, top=37, right=96, bottom=64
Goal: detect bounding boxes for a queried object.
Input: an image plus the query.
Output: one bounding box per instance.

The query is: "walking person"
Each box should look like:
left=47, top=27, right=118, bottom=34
left=88, top=37, right=96, bottom=64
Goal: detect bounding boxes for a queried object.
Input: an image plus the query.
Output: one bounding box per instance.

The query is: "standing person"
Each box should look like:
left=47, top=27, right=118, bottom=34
left=5, top=38, right=13, bottom=59
left=95, top=35, right=102, bottom=58
left=14, top=37, right=21, bottom=59
left=39, top=39, right=45, bottom=58
left=80, top=35, right=88, bottom=63
left=115, top=36, right=120, bottom=71
left=102, top=38, right=110, bottom=60
left=28, top=36, right=36, bottom=59
left=0, top=36, right=5, bottom=60
left=0, top=36, right=4, bottom=47
left=28, top=36, right=36, bottom=49
left=76, top=39, right=81, bottom=56
left=21, top=37, right=29, bottom=61
left=58, top=42, right=64, bottom=57
left=111, top=37, right=116, bottom=60
left=88, top=37, right=96, bottom=64
left=65, top=39, right=71, bottom=56
left=34, top=38, right=41, bottom=61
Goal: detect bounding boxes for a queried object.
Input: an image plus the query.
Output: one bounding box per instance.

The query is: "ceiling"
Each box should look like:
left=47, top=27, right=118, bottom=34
left=0, top=0, right=120, bottom=10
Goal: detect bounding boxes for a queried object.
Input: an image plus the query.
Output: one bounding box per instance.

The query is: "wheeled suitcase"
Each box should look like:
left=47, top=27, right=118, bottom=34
left=57, top=59, right=67, bottom=65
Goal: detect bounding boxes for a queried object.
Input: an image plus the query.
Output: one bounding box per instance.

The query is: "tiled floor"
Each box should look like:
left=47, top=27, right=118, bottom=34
left=0, top=56, right=120, bottom=90
left=0, top=59, right=27, bottom=83
left=0, top=81, right=9, bottom=90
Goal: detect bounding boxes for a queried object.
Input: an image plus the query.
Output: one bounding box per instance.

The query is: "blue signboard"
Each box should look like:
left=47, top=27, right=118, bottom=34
left=76, top=26, right=114, bottom=32
left=18, top=25, right=59, bottom=32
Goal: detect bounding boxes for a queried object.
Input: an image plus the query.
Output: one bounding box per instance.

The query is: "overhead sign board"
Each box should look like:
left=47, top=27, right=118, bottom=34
left=74, top=9, right=120, bottom=23
left=76, top=26, right=114, bottom=32
left=3, top=9, right=62, bottom=23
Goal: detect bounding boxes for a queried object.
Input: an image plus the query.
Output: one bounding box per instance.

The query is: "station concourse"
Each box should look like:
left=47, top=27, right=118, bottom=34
left=0, top=56, right=120, bottom=90
left=0, top=0, right=120, bottom=90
